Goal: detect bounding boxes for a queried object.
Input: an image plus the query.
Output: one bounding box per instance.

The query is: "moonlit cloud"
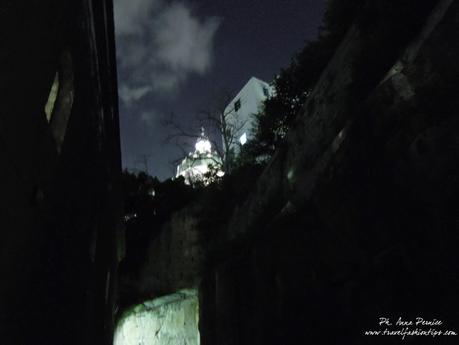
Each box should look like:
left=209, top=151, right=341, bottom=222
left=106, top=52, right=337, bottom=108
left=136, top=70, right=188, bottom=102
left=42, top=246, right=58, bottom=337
left=119, top=85, right=152, bottom=105
left=154, top=3, right=220, bottom=74
left=114, top=0, right=220, bottom=105
left=114, top=0, right=161, bottom=36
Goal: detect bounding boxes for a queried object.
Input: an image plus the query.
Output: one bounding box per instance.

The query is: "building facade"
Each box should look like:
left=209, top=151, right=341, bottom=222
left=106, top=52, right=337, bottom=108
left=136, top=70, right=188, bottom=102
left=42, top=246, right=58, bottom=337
left=223, top=77, right=274, bottom=156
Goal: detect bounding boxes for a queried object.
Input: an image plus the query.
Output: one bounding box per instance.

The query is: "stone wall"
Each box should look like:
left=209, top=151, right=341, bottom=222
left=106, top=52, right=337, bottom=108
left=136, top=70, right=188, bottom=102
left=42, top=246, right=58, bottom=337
left=140, top=206, right=206, bottom=296
left=114, top=290, right=200, bottom=345
left=199, top=1, right=459, bottom=344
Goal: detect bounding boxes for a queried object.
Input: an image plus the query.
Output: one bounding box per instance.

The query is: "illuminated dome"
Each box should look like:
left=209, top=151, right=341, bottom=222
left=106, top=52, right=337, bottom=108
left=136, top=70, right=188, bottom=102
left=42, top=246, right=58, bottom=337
left=176, top=128, right=224, bottom=185
left=195, top=128, right=212, bottom=154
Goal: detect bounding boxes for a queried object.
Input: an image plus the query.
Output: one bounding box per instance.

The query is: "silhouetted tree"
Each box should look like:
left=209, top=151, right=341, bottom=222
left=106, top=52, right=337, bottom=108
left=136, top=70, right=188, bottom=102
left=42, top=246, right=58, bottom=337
left=250, top=0, right=366, bottom=159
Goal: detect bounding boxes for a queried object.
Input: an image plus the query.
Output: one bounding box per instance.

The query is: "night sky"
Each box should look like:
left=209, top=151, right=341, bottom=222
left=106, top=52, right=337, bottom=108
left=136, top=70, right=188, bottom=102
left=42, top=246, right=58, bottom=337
left=114, top=0, right=325, bottom=180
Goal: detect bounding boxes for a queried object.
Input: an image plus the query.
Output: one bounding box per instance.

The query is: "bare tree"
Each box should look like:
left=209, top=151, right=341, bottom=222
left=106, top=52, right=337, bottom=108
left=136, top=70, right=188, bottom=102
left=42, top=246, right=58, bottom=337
left=135, top=154, right=152, bottom=174
left=162, top=112, right=224, bottom=184
left=198, top=90, right=247, bottom=172
left=162, top=89, right=247, bottom=173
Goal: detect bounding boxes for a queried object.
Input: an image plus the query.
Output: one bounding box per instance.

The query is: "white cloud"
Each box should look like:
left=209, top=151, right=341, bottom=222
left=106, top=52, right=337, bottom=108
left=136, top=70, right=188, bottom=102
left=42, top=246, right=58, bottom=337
left=119, top=85, right=152, bottom=105
left=114, top=0, right=161, bottom=36
left=114, top=0, right=220, bottom=104
left=150, top=72, right=183, bottom=92
left=154, top=3, right=220, bottom=74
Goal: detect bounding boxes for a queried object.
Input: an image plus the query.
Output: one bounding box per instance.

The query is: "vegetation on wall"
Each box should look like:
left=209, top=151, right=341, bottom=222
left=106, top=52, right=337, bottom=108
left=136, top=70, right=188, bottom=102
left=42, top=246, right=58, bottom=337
left=242, top=0, right=439, bottom=164
left=245, top=0, right=366, bottom=160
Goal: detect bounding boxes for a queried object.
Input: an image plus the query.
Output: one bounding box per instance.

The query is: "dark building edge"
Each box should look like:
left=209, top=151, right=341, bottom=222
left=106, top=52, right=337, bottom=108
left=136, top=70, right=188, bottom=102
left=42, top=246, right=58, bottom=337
left=0, top=1, right=123, bottom=344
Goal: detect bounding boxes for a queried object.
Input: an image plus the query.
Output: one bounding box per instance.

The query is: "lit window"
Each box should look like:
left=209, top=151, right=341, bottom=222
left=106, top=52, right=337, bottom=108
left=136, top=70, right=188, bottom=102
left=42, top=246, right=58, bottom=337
left=239, top=133, right=247, bottom=145
left=234, top=99, right=241, bottom=112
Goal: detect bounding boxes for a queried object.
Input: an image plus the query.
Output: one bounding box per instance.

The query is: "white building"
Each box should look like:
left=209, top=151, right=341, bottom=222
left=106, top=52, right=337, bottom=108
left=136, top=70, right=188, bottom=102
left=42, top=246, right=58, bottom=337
left=176, top=129, right=224, bottom=185
left=223, top=77, right=274, bottom=156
